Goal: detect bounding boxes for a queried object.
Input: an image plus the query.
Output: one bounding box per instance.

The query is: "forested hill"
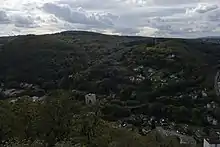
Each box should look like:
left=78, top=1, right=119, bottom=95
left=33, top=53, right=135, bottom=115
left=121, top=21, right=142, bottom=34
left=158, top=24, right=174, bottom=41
left=1, top=31, right=220, bottom=146
left=1, top=32, right=220, bottom=120
left=0, top=31, right=219, bottom=92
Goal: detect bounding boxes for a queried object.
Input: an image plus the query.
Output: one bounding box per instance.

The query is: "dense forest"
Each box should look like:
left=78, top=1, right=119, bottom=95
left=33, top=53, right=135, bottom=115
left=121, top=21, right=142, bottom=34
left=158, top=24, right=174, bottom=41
left=0, top=31, right=220, bottom=146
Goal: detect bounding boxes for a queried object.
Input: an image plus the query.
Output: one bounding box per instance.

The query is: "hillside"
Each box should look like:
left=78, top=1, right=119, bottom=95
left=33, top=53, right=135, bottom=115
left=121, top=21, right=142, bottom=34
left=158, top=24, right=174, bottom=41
left=0, top=31, right=220, bottom=146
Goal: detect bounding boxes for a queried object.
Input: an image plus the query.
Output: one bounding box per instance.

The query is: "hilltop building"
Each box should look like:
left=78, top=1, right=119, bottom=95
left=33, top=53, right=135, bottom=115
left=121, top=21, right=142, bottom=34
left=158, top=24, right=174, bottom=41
left=85, top=93, right=97, bottom=105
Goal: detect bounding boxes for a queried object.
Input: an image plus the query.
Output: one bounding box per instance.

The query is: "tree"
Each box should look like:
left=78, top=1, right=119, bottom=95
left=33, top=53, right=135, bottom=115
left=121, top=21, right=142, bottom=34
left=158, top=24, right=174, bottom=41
left=148, top=102, right=165, bottom=118
left=58, top=76, right=71, bottom=89
left=214, top=108, right=220, bottom=121
left=97, top=78, right=117, bottom=94
left=102, top=104, right=131, bottom=119
left=203, top=126, right=210, bottom=135
left=192, top=108, right=201, bottom=125
left=126, top=100, right=140, bottom=106
left=0, top=92, right=4, bottom=100
left=120, top=86, right=135, bottom=101
left=10, top=98, right=40, bottom=141
left=36, top=97, right=80, bottom=145
left=79, top=112, right=102, bottom=144
left=176, top=106, right=190, bottom=122
left=0, top=101, right=16, bottom=140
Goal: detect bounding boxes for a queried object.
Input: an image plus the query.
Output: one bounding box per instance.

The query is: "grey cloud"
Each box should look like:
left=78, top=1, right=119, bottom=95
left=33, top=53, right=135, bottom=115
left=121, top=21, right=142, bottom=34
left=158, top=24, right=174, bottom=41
left=0, top=9, right=39, bottom=28
left=186, top=3, right=219, bottom=15
left=12, top=15, right=39, bottom=28
left=0, top=0, right=220, bottom=38
left=205, top=9, right=220, bottom=21
left=36, top=16, right=46, bottom=23
left=50, top=16, right=58, bottom=23
left=0, top=10, right=10, bottom=24
left=152, top=20, right=218, bottom=38
left=42, top=3, right=118, bottom=28
left=147, top=10, right=219, bottom=38
left=194, top=4, right=218, bottom=13
left=146, top=0, right=200, bottom=6
left=112, top=27, right=140, bottom=35
left=58, top=0, right=124, bottom=11
left=48, top=0, right=220, bottom=38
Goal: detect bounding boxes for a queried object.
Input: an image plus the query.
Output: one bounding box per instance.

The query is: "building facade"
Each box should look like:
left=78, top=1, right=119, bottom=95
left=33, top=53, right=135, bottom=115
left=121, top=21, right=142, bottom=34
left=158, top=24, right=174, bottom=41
left=204, top=138, right=220, bottom=147
left=85, top=93, right=97, bottom=105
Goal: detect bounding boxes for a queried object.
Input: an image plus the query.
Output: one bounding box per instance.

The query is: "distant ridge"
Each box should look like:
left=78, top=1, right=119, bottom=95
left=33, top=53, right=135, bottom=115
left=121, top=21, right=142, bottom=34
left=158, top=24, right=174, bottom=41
left=199, top=36, right=220, bottom=39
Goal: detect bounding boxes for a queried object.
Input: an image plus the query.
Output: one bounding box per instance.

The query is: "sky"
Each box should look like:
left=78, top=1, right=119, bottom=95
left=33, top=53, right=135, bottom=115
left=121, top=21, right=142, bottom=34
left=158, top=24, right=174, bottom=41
left=0, top=0, right=220, bottom=38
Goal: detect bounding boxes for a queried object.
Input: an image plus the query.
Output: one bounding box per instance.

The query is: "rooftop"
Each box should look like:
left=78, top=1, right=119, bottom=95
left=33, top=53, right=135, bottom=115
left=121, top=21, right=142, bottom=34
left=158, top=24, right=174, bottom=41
left=205, top=138, right=220, bottom=144
left=205, top=129, right=220, bottom=144
left=156, top=127, right=196, bottom=145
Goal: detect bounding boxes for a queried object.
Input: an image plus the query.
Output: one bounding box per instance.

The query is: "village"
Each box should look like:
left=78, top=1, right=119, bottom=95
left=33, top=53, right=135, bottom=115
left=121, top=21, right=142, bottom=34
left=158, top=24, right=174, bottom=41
left=83, top=91, right=220, bottom=147
left=0, top=82, right=46, bottom=103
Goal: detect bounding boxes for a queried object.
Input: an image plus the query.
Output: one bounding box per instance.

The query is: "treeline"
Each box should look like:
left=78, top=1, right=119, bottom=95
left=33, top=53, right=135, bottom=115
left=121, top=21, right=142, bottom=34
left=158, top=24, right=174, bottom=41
left=0, top=91, right=169, bottom=147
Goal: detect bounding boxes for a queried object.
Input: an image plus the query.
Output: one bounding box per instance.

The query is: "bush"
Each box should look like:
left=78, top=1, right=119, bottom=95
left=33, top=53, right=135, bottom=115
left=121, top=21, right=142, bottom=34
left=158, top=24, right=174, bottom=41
left=125, top=100, right=140, bottom=106
left=102, top=104, right=131, bottom=118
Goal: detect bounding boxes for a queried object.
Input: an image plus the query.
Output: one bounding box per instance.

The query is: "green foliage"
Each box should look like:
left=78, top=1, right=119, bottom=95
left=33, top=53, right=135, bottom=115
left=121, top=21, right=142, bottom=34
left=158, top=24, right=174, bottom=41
left=0, top=94, right=176, bottom=147
left=0, top=93, right=83, bottom=146
left=102, top=104, right=131, bottom=119
left=0, top=31, right=220, bottom=145
left=148, top=102, right=165, bottom=118
left=125, top=100, right=140, bottom=106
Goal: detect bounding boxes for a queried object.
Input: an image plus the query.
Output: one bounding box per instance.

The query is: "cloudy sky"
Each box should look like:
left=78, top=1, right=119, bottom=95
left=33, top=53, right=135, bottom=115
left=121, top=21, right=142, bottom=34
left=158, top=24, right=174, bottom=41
left=0, top=0, right=220, bottom=38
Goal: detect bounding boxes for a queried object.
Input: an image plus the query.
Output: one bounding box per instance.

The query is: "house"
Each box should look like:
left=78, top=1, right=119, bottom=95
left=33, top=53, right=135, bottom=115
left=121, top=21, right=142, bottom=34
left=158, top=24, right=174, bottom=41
left=207, top=115, right=218, bottom=126
left=167, top=54, right=176, bottom=59
left=3, top=89, right=25, bottom=97
left=85, top=93, right=97, bottom=105
left=194, top=130, right=206, bottom=142
left=207, top=104, right=212, bottom=109
left=148, top=68, right=154, bottom=74
left=213, top=120, right=218, bottom=126
left=140, top=128, right=151, bottom=135
left=156, top=127, right=196, bottom=146
left=136, top=74, right=145, bottom=83
left=204, top=138, right=220, bottom=147
left=179, top=135, right=196, bottom=146
left=129, top=75, right=145, bottom=84
left=192, top=95, right=198, bottom=100
left=170, top=74, right=178, bottom=80
left=109, top=93, right=116, bottom=99
left=202, top=91, right=208, bottom=97
left=129, top=76, right=135, bottom=82
left=133, top=65, right=144, bottom=72
left=211, top=101, right=218, bottom=109
left=204, top=130, right=220, bottom=147
left=32, top=96, right=39, bottom=102
left=160, top=118, right=168, bottom=126
left=207, top=102, right=218, bottom=110
left=10, top=99, right=18, bottom=104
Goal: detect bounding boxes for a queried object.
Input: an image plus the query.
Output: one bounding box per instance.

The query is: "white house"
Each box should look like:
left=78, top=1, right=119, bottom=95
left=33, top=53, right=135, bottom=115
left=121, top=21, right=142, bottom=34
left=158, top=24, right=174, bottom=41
left=207, top=103, right=212, bottom=109
left=85, top=93, right=97, bottom=105
left=32, top=96, right=39, bottom=102
left=167, top=54, right=176, bottom=59
left=204, top=138, right=220, bottom=147
left=213, top=119, right=218, bottom=126
left=133, top=65, right=144, bottom=72
left=202, top=91, right=208, bottom=97
left=10, top=99, right=18, bottom=104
